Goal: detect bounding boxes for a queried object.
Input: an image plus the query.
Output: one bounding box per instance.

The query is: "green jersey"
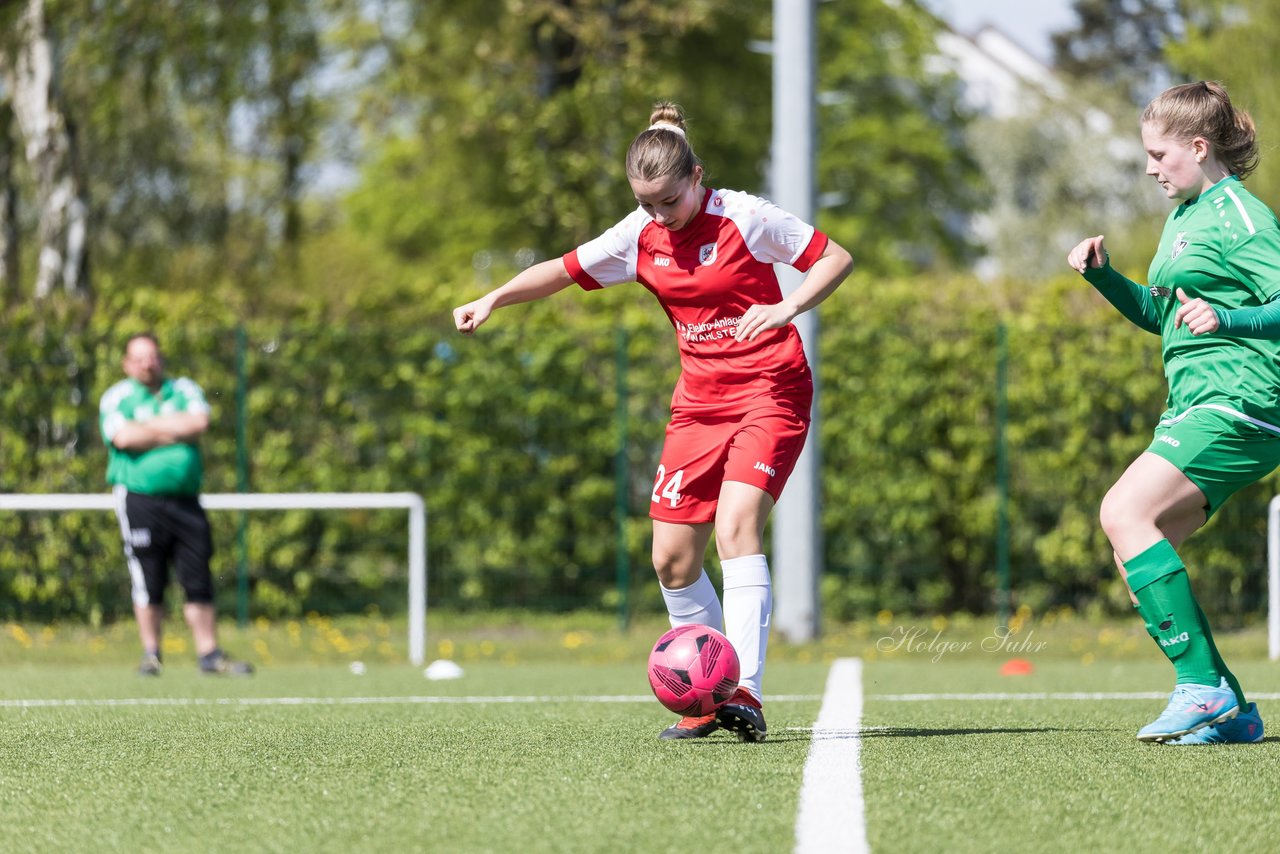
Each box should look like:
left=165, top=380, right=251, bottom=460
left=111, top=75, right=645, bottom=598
left=99, top=376, right=210, bottom=496
left=1088, top=176, right=1280, bottom=432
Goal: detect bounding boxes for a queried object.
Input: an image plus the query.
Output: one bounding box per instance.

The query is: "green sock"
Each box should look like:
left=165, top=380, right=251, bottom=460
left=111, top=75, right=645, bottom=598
left=1123, top=539, right=1220, bottom=687
left=1131, top=600, right=1157, bottom=641
left=1195, top=601, right=1247, bottom=708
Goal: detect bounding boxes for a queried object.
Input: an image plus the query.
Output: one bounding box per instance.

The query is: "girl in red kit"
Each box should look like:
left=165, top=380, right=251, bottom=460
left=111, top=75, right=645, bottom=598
left=454, top=102, right=852, bottom=741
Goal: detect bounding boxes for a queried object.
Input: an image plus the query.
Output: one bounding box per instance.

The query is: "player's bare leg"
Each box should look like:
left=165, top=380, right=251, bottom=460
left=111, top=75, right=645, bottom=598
left=185, top=602, right=253, bottom=676
left=135, top=602, right=164, bottom=675
left=184, top=602, right=219, bottom=657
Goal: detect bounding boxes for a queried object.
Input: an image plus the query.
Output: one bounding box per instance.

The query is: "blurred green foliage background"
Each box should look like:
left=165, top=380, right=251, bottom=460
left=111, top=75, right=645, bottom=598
left=3, top=0, right=1279, bottom=623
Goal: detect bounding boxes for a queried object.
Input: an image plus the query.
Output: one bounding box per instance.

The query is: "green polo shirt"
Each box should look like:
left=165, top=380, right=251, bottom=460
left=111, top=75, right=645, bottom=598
left=99, top=376, right=210, bottom=496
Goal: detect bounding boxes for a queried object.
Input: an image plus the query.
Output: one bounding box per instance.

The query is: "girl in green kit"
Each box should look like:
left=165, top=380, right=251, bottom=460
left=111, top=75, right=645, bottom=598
left=1068, top=81, right=1280, bottom=745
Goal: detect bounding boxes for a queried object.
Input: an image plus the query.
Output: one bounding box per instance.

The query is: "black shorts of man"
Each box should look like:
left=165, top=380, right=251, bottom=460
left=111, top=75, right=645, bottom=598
left=99, top=333, right=252, bottom=676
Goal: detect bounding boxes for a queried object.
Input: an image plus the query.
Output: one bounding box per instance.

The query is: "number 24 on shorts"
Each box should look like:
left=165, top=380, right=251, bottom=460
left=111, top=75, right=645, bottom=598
left=652, top=466, right=684, bottom=508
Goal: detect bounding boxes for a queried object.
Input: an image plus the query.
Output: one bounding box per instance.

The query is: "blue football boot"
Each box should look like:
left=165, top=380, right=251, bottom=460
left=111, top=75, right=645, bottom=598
left=1136, top=681, right=1239, bottom=742
left=1163, top=702, right=1263, bottom=745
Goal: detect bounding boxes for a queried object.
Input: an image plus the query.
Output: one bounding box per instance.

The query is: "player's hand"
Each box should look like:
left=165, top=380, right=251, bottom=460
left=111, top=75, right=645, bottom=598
left=1174, top=288, right=1220, bottom=335
left=453, top=299, right=492, bottom=335
left=734, top=301, right=798, bottom=342
left=1066, top=235, right=1107, bottom=273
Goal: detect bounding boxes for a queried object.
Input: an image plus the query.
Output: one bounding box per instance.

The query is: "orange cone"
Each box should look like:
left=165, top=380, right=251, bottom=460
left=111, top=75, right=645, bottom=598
left=1000, top=657, right=1034, bottom=676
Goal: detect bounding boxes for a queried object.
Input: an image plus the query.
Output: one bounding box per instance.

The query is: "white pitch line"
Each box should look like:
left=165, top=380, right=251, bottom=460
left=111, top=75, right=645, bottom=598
left=4, top=689, right=1277, bottom=711
left=871, top=691, right=1280, bottom=702
left=0, top=694, right=658, bottom=709
left=795, top=658, right=868, bottom=854
left=0, top=693, right=826, bottom=710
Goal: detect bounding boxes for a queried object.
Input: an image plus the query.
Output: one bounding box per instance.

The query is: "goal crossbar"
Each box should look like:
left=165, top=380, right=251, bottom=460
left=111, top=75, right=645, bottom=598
left=0, top=492, right=428, bottom=665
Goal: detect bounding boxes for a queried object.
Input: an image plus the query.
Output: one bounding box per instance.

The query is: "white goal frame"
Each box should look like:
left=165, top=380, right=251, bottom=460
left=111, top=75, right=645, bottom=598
left=0, top=492, right=428, bottom=665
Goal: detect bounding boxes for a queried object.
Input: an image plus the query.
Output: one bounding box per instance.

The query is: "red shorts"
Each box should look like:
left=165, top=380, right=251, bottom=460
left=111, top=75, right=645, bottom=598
left=648, top=402, right=810, bottom=524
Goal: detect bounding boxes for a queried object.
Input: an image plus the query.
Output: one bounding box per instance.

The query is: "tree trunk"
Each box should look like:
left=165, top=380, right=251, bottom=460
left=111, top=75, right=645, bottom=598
left=0, top=98, right=17, bottom=307
left=7, top=0, right=89, bottom=300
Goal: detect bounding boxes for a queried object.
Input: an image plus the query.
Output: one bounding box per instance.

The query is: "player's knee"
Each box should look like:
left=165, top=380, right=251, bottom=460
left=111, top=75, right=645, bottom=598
left=651, top=548, right=698, bottom=589
left=712, top=518, right=762, bottom=558
left=1098, top=489, right=1145, bottom=545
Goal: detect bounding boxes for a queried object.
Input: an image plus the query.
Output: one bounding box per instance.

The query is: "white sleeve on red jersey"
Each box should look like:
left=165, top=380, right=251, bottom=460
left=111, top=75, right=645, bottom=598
left=716, top=189, right=822, bottom=268
left=563, top=208, right=651, bottom=290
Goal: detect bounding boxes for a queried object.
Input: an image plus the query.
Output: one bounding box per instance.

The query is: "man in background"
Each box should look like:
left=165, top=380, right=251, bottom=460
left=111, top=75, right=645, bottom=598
left=99, top=332, right=252, bottom=676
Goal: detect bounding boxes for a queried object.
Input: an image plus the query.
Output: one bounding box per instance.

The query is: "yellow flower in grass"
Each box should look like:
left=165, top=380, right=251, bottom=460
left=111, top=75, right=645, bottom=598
left=7, top=624, right=33, bottom=648
left=876, top=609, right=894, bottom=627
left=561, top=631, right=589, bottom=650
left=162, top=636, right=187, bottom=654
left=253, top=638, right=273, bottom=663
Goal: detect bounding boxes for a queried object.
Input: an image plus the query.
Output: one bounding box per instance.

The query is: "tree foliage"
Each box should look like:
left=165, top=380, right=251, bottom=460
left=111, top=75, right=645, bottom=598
left=1051, top=0, right=1187, bottom=106
left=964, top=81, right=1169, bottom=281
left=816, top=0, right=981, bottom=272
left=338, top=0, right=975, bottom=276
left=1165, top=0, right=1280, bottom=214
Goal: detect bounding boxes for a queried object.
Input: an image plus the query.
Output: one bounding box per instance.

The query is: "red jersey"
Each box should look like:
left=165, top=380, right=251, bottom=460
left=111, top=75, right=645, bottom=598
left=563, top=187, right=828, bottom=414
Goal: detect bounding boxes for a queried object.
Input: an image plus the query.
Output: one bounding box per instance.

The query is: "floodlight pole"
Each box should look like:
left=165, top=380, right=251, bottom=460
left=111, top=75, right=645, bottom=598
left=770, top=0, right=821, bottom=643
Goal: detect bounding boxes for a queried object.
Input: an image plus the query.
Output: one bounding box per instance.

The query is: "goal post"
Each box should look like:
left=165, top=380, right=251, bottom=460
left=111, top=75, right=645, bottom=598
left=0, top=492, right=428, bottom=665
left=1270, top=495, right=1280, bottom=662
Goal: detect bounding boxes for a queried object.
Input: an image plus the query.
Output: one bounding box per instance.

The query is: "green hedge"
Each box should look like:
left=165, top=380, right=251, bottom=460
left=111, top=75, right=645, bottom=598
left=2, top=275, right=1276, bottom=622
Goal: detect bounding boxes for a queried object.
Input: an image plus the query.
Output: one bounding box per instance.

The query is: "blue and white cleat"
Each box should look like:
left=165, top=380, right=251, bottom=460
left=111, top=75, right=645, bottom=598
left=1163, top=702, right=1264, bottom=745
left=1137, top=682, right=1239, bottom=742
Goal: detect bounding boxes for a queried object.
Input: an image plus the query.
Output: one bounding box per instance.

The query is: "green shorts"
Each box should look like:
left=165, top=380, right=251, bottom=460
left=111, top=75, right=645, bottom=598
left=1147, top=405, right=1280, bottom=516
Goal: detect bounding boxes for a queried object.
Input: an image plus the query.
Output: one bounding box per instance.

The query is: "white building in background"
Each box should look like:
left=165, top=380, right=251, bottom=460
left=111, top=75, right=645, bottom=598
left=927, top=22, right=1154, bottom=280
left=932, top=25, right=1064, bottom=119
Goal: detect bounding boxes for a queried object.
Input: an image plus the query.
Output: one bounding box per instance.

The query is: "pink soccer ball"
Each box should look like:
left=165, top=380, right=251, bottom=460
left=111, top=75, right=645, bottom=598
left=647, top=624, right=740, bottom=716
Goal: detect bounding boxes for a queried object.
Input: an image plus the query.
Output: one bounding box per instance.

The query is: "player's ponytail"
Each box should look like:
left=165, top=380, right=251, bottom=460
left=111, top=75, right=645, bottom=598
left=1142, top=81, right=1260, bottom=179
left=626, top=101, right=701, bottom=183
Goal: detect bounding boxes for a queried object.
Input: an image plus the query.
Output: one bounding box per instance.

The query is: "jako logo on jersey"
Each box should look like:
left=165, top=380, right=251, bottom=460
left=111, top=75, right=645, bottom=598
left=1171, top=231, right=1189, bottom=260
left=1159, top=631, right=1190, bottom=648
left=654, top=256, right=672, bottom=267
left=753, top=461, right=776, bottom=477
left=699, top=243, right=718, bottom=266
left=1149, top=286, right=1172, bottom=299
left=1158, top=435, right=1181, bottom=448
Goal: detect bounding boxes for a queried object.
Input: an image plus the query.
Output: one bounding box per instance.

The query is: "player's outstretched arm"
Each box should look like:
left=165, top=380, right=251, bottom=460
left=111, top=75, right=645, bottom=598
left=453, top=258, right=575, bottom=335
left=1068, top=233, right=1161, bottom=334
left=734, top=239, right=854, bottom=343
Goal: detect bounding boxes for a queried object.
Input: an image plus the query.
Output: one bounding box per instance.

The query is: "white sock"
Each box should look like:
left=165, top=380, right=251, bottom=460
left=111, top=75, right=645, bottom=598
left=721, top=554, right=771, bottom=702
left=660, top=570, right=723, bottom=630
